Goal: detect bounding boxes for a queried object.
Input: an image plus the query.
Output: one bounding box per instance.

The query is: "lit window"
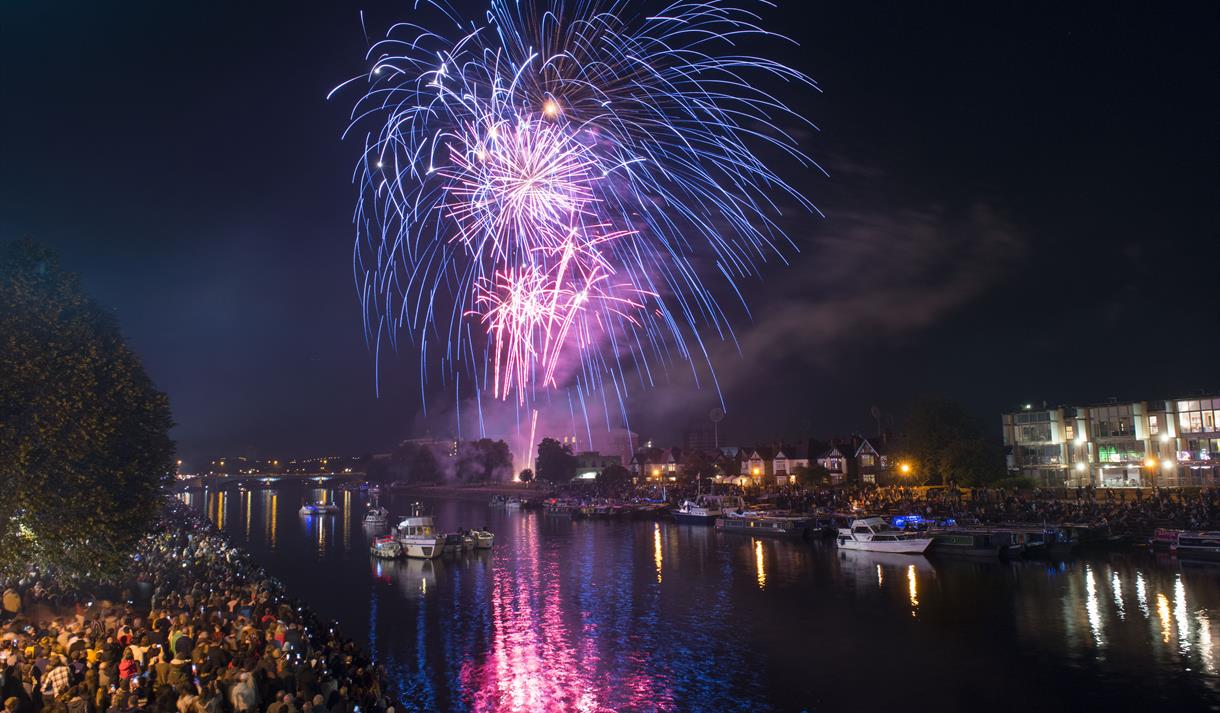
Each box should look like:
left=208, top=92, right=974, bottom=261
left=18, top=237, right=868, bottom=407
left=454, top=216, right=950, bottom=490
left=1148, top=415, right=1159, bottom=435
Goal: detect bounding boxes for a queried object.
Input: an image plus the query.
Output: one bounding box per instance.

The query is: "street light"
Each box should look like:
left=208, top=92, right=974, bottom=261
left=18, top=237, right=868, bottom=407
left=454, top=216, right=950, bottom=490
left=899, top=463, right=912, bottom=475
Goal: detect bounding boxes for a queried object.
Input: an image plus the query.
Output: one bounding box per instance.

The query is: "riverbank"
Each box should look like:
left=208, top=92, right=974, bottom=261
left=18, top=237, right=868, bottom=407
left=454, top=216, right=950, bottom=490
left=0, top=498, right=397, bottom=713
left=388, top=482, right=546, bottom=501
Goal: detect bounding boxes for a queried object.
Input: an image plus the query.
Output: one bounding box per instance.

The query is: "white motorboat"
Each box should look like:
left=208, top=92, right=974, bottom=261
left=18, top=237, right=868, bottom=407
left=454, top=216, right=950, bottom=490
left=504, top=497, right=522, bottom=509
left=673, top=495, right=742, bottom=525
left=472, top=529, right=494, bottom=549
left=836, top=517, right=933, bottom=554
left=394, top=510, right=445, bottom=559
left=299, top=502, right=339, bottom=516
left=363, top=502, right=390, bottom=526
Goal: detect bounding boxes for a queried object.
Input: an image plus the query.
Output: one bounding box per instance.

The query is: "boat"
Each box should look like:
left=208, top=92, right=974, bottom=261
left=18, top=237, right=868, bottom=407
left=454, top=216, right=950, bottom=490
left=393, top=506, right=445, bottom=559
left=504, top=497, right=522, bottom=509
left=442, top=532, right=472, bottom=555
left=835, top=517, right=933, bottom=554
left=471, top=529, right=494, bottom=549
left=1171, top=530, right=1220, bottom=560
left=299, top=502, right=339, bottom=516
left=673, top=495, right=742, bottom=525
left=1150, top=528, right=1179, bottom=552
left=370, top=536, right=402, bottom=559
left=715, top=514, right=817, bottom=538
left=928, top=528, right=1024, bottom=559
left=363, top=504, right=390, bottom=526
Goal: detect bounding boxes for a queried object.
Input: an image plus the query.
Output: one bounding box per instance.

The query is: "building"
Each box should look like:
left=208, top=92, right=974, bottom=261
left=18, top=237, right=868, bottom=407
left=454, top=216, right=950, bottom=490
left=681, top=427, right=718, bottom=453
left=1000, top=395, right=1220, bottom=488
left=574, top=452, right=622, bottom=480
left=816, top=444, right=851, bottom=484
left=853, top=438, right=890, bottom=485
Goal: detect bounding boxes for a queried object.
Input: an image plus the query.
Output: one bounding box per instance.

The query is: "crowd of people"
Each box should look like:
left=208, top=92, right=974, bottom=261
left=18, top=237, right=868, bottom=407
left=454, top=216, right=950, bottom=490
left=809, top=484, right=1220, bottom=533
left=543, top=477, right=1220, bottom=534
left=1, top=502, right=397, bottom=713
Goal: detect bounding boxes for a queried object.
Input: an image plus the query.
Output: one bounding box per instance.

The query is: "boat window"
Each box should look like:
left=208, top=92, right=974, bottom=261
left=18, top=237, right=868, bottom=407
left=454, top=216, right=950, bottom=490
left=875, top=535, right=898, bottom=542
left=853, top=526, right=871, bottom=534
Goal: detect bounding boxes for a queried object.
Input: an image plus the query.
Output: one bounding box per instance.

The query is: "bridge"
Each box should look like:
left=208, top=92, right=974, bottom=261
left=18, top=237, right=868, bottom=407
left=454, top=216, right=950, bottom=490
left=177, top=472, right=368, bottom=489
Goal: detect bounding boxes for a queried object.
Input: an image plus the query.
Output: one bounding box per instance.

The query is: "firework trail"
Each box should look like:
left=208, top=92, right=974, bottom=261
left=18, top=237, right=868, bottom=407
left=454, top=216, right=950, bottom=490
left=334, top=0, right=821, bottom=431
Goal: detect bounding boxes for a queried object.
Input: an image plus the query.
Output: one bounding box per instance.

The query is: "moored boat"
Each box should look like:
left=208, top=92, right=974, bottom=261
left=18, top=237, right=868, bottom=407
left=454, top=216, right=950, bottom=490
left=929, top=528, right=1024, bottom=559
left=394, top=507, right=445, bottom=559
left=715, top=514, right=817, bottom=538
left=836, top=517, right=933, bottom=554
left=471, top=529, right=495, bottom=549
left=370, top=536, right=402, bottom=559
left=1171, top=530, right=1220, bottom=560
left=299, top=502, right=339, bottom=516
left=673, top=495, right=741, bottom=525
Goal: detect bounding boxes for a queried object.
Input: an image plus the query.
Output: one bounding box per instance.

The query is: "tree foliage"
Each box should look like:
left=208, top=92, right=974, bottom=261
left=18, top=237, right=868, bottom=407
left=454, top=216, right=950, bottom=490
left=535, top=438, right=576, bottom=483
left=900, top=397, right=1004, bottom=486
left=598, top=464, right=631, bottom=487
left=1, top=240, right=175, bottom=582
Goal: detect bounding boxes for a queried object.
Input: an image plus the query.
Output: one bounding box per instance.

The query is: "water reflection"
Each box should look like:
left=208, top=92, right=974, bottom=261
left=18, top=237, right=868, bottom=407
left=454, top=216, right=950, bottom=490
left=183, top=486, right=1220, bottom=710
left=907, top=563, right=919, bottom=615
left=653, top=523, right=663, bottom=583
left=753, top=538, right=766, bottom=589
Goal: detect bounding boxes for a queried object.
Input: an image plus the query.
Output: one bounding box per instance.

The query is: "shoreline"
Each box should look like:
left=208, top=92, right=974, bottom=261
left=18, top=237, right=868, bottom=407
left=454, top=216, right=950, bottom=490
left=388, top=482, right=547, bottom=501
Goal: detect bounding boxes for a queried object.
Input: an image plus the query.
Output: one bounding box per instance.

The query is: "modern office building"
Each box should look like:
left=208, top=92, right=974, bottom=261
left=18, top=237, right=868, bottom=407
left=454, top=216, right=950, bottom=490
left=1001, top=395, right=1220, bottom=488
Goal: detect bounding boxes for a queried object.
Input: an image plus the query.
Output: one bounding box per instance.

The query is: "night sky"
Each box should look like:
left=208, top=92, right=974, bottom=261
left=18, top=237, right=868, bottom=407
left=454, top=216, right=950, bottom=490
left=3, top=1, right=1217, bottom=467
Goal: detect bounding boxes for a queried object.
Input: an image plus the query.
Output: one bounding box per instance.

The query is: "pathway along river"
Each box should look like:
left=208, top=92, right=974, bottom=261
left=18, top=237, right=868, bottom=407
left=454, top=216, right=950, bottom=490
left=182, top=486, right=1219, bottom=712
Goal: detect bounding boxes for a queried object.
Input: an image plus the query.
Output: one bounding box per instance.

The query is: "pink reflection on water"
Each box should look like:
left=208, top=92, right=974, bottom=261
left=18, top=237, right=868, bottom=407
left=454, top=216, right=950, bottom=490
left=458, top=516, right=671, bottom=712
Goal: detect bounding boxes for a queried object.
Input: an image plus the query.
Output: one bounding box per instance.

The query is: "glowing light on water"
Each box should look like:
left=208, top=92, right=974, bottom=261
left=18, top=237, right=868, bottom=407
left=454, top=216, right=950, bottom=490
left=907, top=564, right=919, bottom=616
left=1175, top=576, right=1191, bottom=654
left=653, top=523, right=662, bottom=584
left=754, top=539, right=766, bottom=590
left=1084, top=566, right=1105, bottom=648
left=1157, top=592, right=1172, bottom=643
left=1199, top=612, right=1216, bottom=675
left=877, top=564, right=883, bottom=589
left=1135, top=571, right=1149, bottom=618
left=1110, top=570, right=1125, bottom=621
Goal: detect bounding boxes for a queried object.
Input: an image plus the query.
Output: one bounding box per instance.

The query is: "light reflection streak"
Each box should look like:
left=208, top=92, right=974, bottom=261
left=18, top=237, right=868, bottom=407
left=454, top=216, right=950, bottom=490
left=1174, top=576, right=1191, bottom=654
left=1135, top=572, right=1149, bottom=618
left=1084, top=566, right=1105, bottom=648
left=1157, top=592, right=1172, bottom=643
left=907, top=564, right=919, bottom=616
left=1110, top=570, right=1125, bottom=620
left=877, top=564, right=883, bottom=589
left=753, top=539, right=766, bottom=590
left=216, top=491, right=226, bottom=531
left=343, top=490, right=351, bottom=551
left=653, top=523, right=662, bottom=584
left=269, top=493, right=278, bottom=550
left=1199, top=612, right=1216, bottom=675
left=244, top=490, right=252, bottom=540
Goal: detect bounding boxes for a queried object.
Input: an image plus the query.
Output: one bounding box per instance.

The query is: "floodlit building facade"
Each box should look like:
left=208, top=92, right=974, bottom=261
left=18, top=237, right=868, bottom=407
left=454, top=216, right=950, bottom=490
left=1001, top=395, right=1220, bottom=488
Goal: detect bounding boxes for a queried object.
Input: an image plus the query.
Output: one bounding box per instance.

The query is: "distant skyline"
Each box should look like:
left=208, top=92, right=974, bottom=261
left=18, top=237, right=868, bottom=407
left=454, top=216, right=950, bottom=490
left=3, top=1, right=1217, bottom=465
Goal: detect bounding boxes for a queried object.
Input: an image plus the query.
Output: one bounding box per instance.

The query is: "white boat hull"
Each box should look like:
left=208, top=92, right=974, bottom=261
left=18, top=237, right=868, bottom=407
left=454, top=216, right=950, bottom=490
left=399, top=535, right=445, bottom=559
left=473, top=532, right=494, bottom=549
left=836, top=537, right=932, bottom=554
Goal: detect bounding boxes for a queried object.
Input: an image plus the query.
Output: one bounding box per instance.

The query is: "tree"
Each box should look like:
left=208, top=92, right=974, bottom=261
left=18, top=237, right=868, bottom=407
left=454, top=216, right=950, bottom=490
left=598, top=464, right=631, bottom=488
left=794, top=463, right=830, bottom=487
left=535, top=438, right=576, bottom=483
left=680, top=449, right=714, bottom=482
left=518, top=468, right=534, bottom=483
left=900, top=397, right=1004, bottom=486
left=1, top=240, right=175, bottom=582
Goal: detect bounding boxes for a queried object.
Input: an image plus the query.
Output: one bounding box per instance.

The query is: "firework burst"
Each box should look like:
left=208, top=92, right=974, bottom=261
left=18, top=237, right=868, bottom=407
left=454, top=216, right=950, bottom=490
left=334, top=0, right=820, bottom=428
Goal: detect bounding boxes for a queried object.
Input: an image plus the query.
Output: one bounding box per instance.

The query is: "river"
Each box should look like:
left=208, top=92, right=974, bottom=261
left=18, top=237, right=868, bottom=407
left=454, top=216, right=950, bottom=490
left=182, top=486, right=1220, bottom=712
